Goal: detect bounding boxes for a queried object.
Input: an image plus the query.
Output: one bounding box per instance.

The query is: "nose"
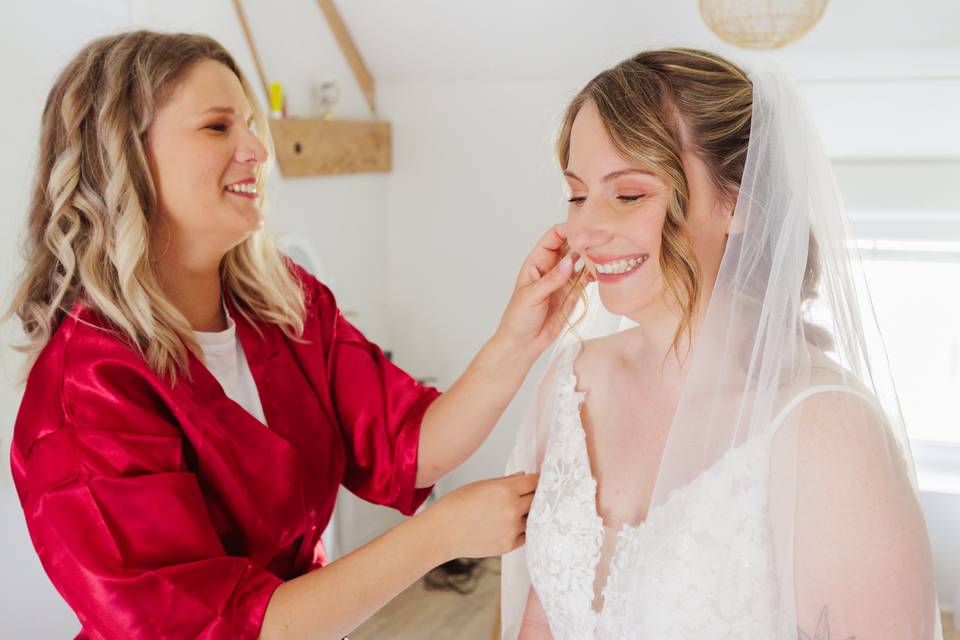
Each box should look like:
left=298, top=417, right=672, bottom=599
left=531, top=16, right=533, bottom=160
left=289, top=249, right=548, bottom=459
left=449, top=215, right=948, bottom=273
left=235, top=127, right=269, bottom=165
left=567, top=199, right=615, bottom=254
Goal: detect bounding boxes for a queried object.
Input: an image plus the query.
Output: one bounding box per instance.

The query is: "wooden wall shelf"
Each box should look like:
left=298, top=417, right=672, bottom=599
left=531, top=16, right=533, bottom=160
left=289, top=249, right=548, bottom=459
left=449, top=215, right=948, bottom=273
left=269, top=117, right=391, bottom=177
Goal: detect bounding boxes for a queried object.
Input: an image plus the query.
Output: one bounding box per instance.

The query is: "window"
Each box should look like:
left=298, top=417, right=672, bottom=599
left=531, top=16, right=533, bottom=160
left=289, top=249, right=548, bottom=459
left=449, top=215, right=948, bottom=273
left=857, top=238, right=960, bottom=445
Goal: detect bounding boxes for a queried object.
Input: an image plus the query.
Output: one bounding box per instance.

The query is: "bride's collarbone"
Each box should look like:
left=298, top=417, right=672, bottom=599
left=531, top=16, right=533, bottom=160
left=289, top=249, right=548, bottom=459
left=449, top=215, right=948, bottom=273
left=576, top=333, right=684, bottom=390
left=574, top=340, right=681, bottom=433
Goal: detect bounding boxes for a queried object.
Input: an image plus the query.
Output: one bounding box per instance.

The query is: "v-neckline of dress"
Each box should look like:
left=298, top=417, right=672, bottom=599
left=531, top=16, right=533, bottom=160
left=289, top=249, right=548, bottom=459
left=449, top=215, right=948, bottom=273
left=561, top=355, right=655, bottom=620
left=559, top=347, right=772, bottom=621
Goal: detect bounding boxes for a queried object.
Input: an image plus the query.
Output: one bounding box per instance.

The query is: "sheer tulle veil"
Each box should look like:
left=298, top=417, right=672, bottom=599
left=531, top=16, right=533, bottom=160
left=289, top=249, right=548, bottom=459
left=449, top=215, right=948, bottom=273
left=501, top=59, right=942, bottom=639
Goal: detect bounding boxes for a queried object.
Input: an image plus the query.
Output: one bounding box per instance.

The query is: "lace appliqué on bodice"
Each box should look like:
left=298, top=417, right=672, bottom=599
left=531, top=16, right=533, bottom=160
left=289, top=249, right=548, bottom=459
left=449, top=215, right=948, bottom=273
left=524, top=361, right=604, bottom=638
left=525, top=352, right=791, bottom=639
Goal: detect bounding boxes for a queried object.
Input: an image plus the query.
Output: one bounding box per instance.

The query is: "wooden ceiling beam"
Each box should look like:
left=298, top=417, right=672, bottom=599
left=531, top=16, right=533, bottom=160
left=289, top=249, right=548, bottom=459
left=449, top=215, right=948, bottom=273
left=315, top=0, right=377, bottom=115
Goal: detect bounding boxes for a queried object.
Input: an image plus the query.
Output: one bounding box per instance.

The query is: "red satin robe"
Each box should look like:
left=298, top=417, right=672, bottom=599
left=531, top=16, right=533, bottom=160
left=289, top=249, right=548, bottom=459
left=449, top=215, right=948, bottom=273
left=10, top=264, right=440, bottom=639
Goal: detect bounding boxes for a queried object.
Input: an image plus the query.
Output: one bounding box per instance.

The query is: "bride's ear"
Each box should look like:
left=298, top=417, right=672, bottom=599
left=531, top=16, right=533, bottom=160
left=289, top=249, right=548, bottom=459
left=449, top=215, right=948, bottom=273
left=723, top=189, right=739, bottom=236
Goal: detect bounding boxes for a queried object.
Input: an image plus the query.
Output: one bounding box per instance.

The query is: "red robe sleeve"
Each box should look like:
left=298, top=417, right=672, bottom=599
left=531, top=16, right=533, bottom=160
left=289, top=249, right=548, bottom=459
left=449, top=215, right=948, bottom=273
left=10, top=331, right=282, bottom=640
left=301, top=268, right=441, bottom=516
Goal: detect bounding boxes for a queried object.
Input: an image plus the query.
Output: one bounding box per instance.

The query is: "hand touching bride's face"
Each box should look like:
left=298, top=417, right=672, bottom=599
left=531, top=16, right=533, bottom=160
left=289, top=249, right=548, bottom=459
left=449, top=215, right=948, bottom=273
left=564, top=100, right=734, bottom=324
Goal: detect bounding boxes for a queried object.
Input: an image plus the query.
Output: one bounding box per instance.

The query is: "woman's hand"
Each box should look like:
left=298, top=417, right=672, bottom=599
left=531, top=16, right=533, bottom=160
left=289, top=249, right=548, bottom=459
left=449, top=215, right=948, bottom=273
left=262, top=473, right=537, bottom=639
left=421, top=473, right=539, bottom=560
left=496, top=224, right=583, bottom=357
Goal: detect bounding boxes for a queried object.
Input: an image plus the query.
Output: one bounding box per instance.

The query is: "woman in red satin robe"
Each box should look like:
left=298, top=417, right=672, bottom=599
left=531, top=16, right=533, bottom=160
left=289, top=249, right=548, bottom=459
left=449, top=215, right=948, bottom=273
left=8, top=31, right=580, bottom=639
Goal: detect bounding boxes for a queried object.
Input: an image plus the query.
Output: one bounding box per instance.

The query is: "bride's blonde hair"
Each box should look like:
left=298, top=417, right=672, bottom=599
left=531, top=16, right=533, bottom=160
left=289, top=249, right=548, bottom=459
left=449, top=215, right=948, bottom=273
left=7, top=30, right=306, bottom=383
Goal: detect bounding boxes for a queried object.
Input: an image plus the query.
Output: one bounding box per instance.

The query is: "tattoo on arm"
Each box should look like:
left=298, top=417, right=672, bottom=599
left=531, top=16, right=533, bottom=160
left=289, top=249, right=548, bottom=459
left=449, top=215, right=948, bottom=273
left=797, top=606, right=856, bottom=640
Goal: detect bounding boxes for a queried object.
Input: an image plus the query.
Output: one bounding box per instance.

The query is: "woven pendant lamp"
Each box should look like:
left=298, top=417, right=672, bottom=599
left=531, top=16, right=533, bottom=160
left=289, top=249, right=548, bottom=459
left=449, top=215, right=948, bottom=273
left=699, top=0, right=829, bottom=49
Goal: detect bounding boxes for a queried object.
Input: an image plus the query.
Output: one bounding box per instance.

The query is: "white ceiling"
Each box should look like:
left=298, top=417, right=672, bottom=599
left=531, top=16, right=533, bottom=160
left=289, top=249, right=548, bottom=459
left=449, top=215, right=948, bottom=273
left=335, top=0, right=960, bottom=82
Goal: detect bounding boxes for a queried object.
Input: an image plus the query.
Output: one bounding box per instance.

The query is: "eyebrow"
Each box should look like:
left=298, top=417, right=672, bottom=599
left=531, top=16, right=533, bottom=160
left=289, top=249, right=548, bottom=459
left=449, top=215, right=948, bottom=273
left=563, top=168, right=657, bottom=183
left=201, top=106, right=254, bottom=122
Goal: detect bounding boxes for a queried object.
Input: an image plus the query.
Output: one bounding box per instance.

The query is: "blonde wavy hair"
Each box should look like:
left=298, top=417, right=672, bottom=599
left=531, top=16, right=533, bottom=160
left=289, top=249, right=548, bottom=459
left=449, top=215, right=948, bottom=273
left=7, top=30, right=306, bottom=383
left=557, top=48, right=821, bottom=357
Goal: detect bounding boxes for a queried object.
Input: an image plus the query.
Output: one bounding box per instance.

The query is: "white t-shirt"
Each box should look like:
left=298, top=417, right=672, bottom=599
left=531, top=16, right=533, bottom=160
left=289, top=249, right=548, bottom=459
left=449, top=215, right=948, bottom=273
left=194, top=309, right=268, bottom=427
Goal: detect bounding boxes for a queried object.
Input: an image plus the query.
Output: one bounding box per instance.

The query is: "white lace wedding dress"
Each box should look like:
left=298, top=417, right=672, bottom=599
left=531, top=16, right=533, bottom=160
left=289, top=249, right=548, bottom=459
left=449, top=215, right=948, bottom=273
left=524, top=345, right=866, bottom=639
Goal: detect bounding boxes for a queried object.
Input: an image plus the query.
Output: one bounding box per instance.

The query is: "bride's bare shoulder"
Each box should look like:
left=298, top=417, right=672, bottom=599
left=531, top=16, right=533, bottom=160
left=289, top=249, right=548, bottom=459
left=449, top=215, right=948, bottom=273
left=778, top=348, right=906, bottom=481
left=572, top=333, right=634, bottom=390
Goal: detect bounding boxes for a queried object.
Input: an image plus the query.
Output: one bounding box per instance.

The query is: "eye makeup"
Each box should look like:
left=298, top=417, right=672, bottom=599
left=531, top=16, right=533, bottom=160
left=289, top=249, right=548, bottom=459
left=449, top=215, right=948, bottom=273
left=565, top=189, right=648, bottom=206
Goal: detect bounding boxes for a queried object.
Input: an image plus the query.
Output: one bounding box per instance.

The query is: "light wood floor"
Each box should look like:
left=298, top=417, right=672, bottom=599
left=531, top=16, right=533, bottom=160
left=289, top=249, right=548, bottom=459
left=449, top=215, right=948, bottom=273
left=351, top=558, right=958, bottom=640
left=350, top=558, right=500, bottom=640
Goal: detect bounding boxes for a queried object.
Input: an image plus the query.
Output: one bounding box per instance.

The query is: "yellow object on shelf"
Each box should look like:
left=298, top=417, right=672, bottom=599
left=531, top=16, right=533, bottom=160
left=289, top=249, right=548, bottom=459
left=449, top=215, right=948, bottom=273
left=269, top=82, right=284, bottom=119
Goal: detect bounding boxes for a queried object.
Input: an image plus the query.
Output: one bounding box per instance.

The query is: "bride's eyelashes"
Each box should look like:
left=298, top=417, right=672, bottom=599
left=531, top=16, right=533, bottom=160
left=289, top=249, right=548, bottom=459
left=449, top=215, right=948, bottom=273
left=565, top=195, right=647, bottom=205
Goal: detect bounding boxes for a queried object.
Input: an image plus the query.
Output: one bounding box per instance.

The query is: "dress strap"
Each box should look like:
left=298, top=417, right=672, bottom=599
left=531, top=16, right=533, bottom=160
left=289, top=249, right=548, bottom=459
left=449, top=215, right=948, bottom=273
left=769, top=384, right=875, bottom=435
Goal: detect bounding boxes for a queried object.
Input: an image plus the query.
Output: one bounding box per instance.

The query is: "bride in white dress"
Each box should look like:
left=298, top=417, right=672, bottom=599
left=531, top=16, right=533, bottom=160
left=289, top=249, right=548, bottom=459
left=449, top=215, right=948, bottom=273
left=501, top=49, right=941, bottom=640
